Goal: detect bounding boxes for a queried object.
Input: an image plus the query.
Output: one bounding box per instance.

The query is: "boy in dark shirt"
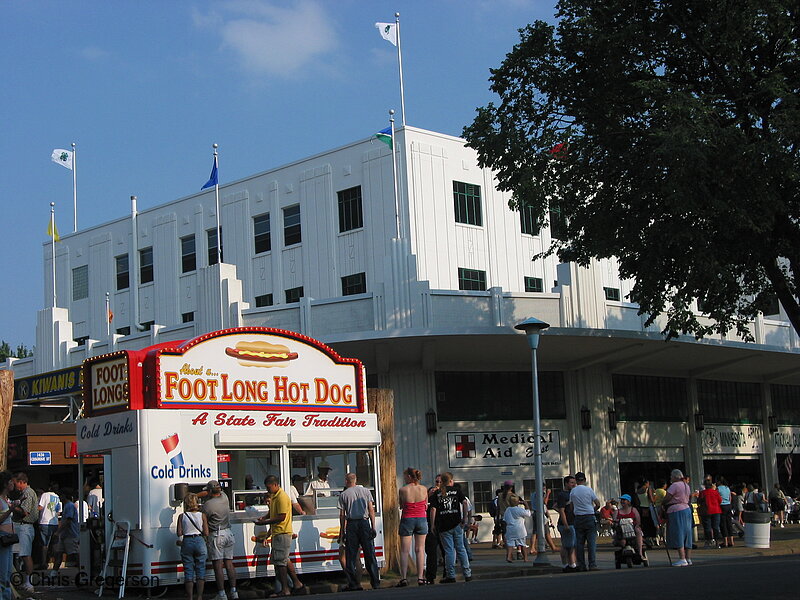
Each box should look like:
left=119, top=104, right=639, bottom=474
left=429, top=472, right=472, bottom=583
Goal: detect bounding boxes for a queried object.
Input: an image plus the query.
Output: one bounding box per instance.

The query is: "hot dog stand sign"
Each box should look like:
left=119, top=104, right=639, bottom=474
left=82, top=327, right=366, bottom=415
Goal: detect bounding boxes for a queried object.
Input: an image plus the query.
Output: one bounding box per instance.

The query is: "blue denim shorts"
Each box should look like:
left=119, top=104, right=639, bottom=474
left=399, top=517, right=428, bottom=536
left=557, top=524, right=576, bottom=549
left=180, top=535, right=207, bottom=581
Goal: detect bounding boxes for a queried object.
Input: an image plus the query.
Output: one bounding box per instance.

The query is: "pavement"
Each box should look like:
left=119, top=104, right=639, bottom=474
left=21, top=523, right=800, bottom=599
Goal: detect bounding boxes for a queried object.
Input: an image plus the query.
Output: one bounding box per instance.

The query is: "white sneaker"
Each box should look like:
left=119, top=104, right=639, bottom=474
left=216, top=592, right=227, bottom=600
left=687, top=559, right=693, bottom=565
left=230, top=590, right=239, bottom=600
left=671, top=559, right=689, bottom=567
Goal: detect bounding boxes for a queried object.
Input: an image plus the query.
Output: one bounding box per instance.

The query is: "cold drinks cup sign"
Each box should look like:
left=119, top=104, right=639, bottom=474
left=447, top=430, right=562, bottom=468
left=156, top=330, right=365, bottom=412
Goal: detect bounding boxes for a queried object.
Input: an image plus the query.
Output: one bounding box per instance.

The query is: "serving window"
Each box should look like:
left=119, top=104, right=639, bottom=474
left=216, top=449, right=281, bottom=510
left=288, top=449, right=377, bottom=516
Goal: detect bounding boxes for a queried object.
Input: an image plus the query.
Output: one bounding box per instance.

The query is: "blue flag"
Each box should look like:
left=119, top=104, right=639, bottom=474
left=201, top=155, right=218, bottom=190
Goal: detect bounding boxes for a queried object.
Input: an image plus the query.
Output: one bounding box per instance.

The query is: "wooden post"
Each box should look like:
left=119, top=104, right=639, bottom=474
left=368, top=388, right=399, bottom=575
left=0, top=370, right=13, bottom=471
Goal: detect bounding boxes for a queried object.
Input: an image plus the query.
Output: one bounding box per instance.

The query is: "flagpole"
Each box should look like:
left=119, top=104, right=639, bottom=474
left=395, top=12, right=407, bottom=127
left=213, top=143, right=224, bottom=327
left=389, top=110, right=401, bottom=239
left=50, top=202, right=57, bottom=307
left=72, top=142, right=77, bottom=232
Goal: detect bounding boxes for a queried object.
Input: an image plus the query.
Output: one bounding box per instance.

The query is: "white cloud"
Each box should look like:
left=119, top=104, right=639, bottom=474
left=195, top=0, right=338, bottom=78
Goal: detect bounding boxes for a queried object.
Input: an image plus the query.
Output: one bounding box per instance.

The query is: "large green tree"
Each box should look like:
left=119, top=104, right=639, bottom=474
left=464, top=0, right=800, bottom=340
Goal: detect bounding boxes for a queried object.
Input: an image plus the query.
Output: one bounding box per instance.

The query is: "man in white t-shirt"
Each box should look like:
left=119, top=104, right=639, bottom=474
left=87, top=479, right=104, bottom=517
left=304, top=462, right=333, bottom=497
left=37, top=485, right=62, bottom=569
left=569, top=472, right=600, bottom=571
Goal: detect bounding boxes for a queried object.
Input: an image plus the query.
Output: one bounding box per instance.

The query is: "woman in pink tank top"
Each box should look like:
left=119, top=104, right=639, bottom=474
left=397, top=467, right=429, bottom=586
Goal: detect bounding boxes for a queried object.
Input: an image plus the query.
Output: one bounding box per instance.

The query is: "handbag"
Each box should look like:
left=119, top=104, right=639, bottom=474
left=0, top=532, right=19, bottom=547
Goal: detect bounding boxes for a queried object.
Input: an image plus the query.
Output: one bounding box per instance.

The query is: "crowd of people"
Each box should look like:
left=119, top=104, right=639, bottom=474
left=0, top=470, right=103, bottom=598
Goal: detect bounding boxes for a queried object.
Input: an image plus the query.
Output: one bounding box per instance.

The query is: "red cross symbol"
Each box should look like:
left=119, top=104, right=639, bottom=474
left=455, top=435, right=476, bottom=458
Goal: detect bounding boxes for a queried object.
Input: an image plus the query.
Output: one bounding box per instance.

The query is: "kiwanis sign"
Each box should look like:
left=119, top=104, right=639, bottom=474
left=447, top=430, right=562, bottom=468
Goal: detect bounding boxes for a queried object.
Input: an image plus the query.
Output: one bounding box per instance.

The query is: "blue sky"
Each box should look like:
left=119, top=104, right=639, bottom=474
left=1, top=0, right=556, bottom=348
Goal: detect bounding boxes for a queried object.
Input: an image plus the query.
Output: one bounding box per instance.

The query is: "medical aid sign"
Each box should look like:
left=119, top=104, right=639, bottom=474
left=447, top=430, right=562, bottom=468
left=155, top=328, right=366, bottom=412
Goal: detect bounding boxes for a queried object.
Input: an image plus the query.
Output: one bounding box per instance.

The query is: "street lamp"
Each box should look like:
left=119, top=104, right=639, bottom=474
left=515, top=317, right=551, bottom=565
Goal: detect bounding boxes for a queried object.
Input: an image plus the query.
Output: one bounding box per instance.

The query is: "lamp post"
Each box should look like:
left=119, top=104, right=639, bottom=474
left=515, top=317, right=551, bottom=564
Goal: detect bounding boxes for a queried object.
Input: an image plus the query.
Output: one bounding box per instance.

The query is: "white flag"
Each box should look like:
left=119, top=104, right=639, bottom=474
left=51, top=148, right=74, bottom=170
left=375, top=22, right=397, bottom=46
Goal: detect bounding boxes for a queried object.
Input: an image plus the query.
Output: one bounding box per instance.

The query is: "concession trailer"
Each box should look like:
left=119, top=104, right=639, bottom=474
left=77, top=327, right=384, bottom=593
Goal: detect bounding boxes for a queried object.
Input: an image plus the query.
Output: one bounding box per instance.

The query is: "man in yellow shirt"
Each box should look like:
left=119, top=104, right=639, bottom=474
left=256, top=476, right=305, bottom=596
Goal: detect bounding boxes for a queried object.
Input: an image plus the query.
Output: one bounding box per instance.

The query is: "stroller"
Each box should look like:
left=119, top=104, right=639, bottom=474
left=613, top=517, right=649, bottom=569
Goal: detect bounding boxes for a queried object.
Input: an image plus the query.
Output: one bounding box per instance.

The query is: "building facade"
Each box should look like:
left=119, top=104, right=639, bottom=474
left=4, top=126, right=800, bottom=507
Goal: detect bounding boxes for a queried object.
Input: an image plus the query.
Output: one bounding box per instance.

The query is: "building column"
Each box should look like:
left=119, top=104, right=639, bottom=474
left=761, top=382, right=778, bottom=488
left=685, top=377, right=705, bottom=484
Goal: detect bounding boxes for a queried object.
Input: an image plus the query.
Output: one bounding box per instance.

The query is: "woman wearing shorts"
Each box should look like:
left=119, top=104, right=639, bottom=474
left=397, top=468, right=428, bottom=586
left=177, top=493, right=209, bottom=600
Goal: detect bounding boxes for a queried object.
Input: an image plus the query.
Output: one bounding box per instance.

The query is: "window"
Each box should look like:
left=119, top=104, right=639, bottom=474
left=472, top=480, right=494, bottom=514
left=180, top=235, right=196, bottom=273
left=698, top=379, right=761, bottom=424
left=217, top=449, right=282, bottom=510
left=253, top=214, right=271, bottom=254
left=182, top=312, right=194, bottom=323
left=522, top=478, right=565, bottom=508
left=72, top=266, right=88, bottom=301
left=341, top=273, right=367, bottom=296
left=140, top=247, right=153, bottom=283
left=435, top=371, right=566, bottom=421
left=116, top=326, right=130, bottom=336
left=115, top=255, right=129, bottom=290
left=255, top=294, right=274, bottom=308
left=338, top=186, right=364, bottom=232
left=764, top=296, right=781, bottom=316
left=520, top=203, right=539, bottom=236
left=771, top=384, right=800, bottom=425
left=285, top=286, right=304, bottom=304
left=549, top=205, right=567, bottom=239
left=604, top=287, right=621, bottom=301
left=612, top=374, right=688, bottom=422
left=141, top=320, right=155, bottom=331
left=524, top=277, right=544, bottom=293
left=458, top=268, right=486, bottom=291
left=453, top=181, right=482, bottom=226
left=207, top=228, right=223, bottom=265
left=283, top=205, right=302, bottom=245
left=73, top=336, right=88, bottom=346
left=287, top=448, right=376, bottom=515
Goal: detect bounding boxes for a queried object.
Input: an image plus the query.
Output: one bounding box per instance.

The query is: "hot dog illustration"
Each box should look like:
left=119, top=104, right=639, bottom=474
left=225, top=340, right=298, bottom=367
left=320, top=526, right=340, bottom=539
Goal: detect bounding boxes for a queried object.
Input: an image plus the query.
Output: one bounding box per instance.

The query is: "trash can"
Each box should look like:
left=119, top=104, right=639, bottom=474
left=742, top=511, right=771, bottom=548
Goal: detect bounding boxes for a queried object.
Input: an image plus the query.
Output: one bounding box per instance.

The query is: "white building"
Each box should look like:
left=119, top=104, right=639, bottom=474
left=5, top=126, right=800, bottom=510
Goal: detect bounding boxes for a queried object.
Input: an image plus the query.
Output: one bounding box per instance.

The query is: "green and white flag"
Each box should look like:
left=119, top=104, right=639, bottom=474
left=375, top=127, right=393, bottom=149
left=375, top=22, right=397, bottom=46
left=51, top=148, right=74, bottom=170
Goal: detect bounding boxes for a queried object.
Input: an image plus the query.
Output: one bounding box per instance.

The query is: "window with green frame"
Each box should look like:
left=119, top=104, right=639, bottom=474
left=458, top=267, right=486, bottom=291
left=453, top=181, right=482, bottom=226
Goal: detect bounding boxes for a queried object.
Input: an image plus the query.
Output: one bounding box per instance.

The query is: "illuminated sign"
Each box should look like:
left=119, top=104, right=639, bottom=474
left=156, top=330, right=365, bottom=412
left=89, top=356, right=129, bottom=412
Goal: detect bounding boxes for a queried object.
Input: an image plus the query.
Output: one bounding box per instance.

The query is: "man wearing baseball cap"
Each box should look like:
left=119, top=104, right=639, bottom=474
left=569, top=472, right=600, bottom=571
left=304, top=461, right=333, bottom=498
left=202, top=480, right=238, bottom=600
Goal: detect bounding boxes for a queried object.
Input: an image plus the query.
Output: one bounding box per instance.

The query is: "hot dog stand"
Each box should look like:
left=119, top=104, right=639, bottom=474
left=77, top=327, right=384, bottom=590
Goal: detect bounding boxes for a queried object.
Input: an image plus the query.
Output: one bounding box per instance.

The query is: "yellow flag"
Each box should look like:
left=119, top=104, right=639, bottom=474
left=47, top=219, right=60, bottom=242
